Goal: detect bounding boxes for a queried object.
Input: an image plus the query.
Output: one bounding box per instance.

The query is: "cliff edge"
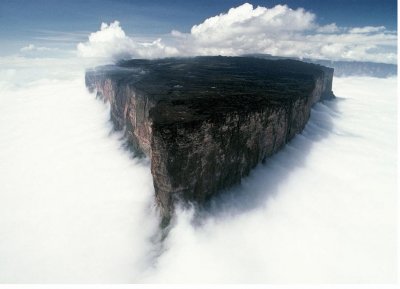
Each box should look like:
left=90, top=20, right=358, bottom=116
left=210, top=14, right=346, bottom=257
left=85, top=56, right=334, bottom=224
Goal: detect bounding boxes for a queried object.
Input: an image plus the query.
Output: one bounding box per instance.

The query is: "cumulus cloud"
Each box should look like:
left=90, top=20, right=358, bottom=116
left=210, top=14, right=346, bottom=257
left=77, top=3, right=397, bottom=64
left=77, top=21, right=179, bottom=62
left=190, top=3, right=315, bottom=42
left=177, top=3, right=396, bottom=63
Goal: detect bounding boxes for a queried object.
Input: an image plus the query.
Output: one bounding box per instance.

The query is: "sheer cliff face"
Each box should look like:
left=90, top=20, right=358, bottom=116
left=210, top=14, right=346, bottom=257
left=86, top=72, right=155, bottom=156
left=85, top=57, right=334, bottom=221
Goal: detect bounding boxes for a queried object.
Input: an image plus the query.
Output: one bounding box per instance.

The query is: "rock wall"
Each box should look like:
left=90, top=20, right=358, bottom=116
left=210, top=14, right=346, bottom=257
left=85, top=57, right=334, bottom=223
left=86, top=70, right=155, bottom=156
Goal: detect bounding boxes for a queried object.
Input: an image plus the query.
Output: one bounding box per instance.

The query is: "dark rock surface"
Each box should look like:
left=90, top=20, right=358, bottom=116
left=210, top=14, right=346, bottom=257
left=85, top=56, right=334, bottom=223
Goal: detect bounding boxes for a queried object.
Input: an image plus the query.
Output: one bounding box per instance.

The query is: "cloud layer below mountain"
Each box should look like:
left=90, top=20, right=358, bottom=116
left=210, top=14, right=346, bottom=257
left=0, top=67, right=396, bottom=282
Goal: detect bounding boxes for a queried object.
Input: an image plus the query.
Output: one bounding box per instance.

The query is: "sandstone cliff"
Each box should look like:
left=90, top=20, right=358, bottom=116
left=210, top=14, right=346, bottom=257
left=85, top=56, right=334, bottom=224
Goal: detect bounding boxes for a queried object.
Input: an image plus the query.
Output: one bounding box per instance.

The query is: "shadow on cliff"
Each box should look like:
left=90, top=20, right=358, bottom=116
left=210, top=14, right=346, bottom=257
left=191, top=97, right=343, bottom=225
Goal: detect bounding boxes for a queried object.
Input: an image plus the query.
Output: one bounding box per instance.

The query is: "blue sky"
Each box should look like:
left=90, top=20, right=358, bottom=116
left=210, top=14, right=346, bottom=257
left=1, top=0, right=396, bottom=35
left=0, top=0, right=397, bottom=62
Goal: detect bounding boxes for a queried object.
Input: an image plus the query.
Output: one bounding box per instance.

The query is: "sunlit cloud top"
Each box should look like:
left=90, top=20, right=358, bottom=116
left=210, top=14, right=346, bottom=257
left=77, top=3, right=397, bottom=64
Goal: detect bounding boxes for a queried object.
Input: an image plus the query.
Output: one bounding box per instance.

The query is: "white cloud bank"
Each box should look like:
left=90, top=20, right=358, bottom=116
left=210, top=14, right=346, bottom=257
left=0, top=63, right=396, bottom=282
left=0, top=67, right=159, bottom=282
left=77, top=21, right=179, bottom=61
left=139, top=76, right=397, bottom=283
left=77, top=3, right=397, bottom=64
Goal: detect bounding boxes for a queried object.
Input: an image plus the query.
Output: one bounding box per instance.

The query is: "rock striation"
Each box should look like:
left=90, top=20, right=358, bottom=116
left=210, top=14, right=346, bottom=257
left=85, top=56, right=334, bottom=223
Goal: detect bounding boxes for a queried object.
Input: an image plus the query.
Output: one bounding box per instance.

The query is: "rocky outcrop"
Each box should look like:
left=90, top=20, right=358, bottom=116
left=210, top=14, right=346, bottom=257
left=85, top=56, right=334, bottom=224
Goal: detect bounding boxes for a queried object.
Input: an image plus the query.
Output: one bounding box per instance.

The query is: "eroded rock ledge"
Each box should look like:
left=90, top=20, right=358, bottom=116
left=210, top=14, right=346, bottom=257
left=85, top=56, right=334, bottom=223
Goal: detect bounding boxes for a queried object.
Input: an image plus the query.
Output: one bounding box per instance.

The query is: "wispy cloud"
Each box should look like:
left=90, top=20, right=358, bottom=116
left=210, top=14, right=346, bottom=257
left=349, top=26, right=386, bottom=34
left=30, top=29, right=91, bottom=44
left=20, top=44, right=55, bottom=52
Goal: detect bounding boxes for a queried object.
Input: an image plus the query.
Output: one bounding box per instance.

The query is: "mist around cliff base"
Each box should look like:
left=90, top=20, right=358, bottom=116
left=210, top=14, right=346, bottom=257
left=0, top=59, right=397, bottom=283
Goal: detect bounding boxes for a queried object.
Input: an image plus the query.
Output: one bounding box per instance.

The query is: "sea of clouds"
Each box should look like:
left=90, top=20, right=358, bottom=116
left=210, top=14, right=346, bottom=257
left=0, top=59, right=396, bottom=283
left=0, top=63, right=160, bottom=282
left=140, top=76, right=397, bottom=283
left=0, top=2, right=397, bottom=284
